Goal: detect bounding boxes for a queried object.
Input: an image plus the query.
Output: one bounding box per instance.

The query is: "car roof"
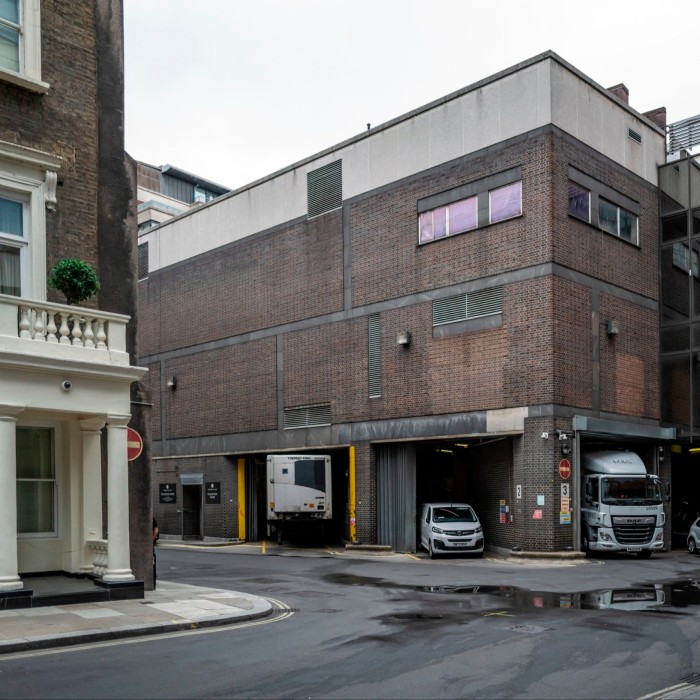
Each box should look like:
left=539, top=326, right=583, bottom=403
left=422, top=502, right=473, bottom=508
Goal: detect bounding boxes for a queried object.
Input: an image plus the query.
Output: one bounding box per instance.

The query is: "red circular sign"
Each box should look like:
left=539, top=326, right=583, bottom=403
left=127, top=427, right=143, bottom=461
left=559, top=458, right=571, bottom=479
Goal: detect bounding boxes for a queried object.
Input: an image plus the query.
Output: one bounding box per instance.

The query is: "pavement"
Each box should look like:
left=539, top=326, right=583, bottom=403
left=0, top=577, right=273, bottom=655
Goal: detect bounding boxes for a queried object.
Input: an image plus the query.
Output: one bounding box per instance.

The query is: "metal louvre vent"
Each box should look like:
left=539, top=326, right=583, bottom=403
left=138, top=242, right=149, bottom=280
left=284, top=404, right=331, bottom=430
left=628, top=128, right=642, bottom=144
left=432, top=287, right=502, bottom=326
left=307, top=160, right=342, bottom=218
left=368, top=313, right=381, bottom=398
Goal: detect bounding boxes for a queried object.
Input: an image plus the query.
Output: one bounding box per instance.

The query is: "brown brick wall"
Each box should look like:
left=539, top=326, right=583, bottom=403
left=165, top=337, right=278, bottom=439
left=0, top=1, right=101, bottom=284
left=600, top=294, right=660, bottom=418
left=138, top=210, right=344, bottom=356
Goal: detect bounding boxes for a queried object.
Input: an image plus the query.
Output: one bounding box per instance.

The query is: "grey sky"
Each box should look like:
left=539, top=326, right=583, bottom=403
left=124, top=0, right=699, bottom=191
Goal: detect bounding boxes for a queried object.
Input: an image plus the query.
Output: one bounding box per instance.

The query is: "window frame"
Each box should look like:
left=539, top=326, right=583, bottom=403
left=0, top=140, right=61, bottom=300
left=489, top=181, right=522, bottom=224
left=568, top=167, right=640, bottom=247
left=0, top=0, right=48, bottom=93
left=16, top=423, right=60, bottom=539
left=417, top=167, right=522, bottom=246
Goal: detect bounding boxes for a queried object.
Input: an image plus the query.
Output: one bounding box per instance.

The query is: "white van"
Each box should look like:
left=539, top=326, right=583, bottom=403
left=419, top=502, right=484, bottom=558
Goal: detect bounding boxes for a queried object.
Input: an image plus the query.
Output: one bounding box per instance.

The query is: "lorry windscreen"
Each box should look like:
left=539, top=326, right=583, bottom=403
left=600, top=476, right=662, bottom=505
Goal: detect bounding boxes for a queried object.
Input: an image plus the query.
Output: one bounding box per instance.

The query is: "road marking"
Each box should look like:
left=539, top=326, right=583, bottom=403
left=262, top=540, right=266, bottom=554
left=483, top=611, right=514, bottom=617
left=0, top=597, right=293, bottom=661
left=638, top=682, right=700, bottom=699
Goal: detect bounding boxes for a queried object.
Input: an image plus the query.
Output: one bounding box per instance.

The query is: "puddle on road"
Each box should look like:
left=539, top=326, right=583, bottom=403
left=323, top=573, right=700, bottom=612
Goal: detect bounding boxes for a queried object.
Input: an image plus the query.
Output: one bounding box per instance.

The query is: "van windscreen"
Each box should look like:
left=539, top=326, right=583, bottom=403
left=432, top=506, right=476, bottom=523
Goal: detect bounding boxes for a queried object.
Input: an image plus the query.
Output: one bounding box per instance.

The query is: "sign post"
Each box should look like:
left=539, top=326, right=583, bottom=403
left=127, top=427, right=143, bottom=462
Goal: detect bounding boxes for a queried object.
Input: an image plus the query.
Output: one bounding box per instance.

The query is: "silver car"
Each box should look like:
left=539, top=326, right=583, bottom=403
left=688, top=517, right=700, bottom=554
left=419, top=502, right=484, bottom=558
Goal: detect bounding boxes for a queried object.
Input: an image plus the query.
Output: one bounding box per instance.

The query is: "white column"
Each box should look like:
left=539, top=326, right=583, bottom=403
left=102, top=414, right=134, bottom=582
left=0, top=405, right=24, bottom=591
left=80, top=416, right=106, bottom=573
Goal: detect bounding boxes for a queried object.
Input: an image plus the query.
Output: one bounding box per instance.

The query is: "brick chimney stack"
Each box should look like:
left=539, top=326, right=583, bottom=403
left=607, top=83, right=630, bottom=103
left=643, top=107, right=667, bottom=129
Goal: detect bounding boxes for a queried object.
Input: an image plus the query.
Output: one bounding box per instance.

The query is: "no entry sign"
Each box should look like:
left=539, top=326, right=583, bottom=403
left=127, top=427, right=143, bottom=461
left=558, top=458, right=571, bottom=479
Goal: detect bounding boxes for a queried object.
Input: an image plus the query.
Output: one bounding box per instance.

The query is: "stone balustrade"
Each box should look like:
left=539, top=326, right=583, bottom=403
left=87, top=539, right=109, bottom=577
left=0, top=294, right=131, bottom=366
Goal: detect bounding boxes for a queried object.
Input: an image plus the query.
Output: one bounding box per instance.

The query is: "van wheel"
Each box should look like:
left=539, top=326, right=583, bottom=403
left=689, top=538, right=697, bottom=554
left=428, top=540, right=436, bottom=559
left=637, top=550, right=652, bottom=559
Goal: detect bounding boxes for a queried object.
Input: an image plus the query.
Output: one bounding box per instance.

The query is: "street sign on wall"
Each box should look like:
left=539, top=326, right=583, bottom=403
left=127, top=427, right=143, bottom=461
left=558, top=459, right=571, bottom=479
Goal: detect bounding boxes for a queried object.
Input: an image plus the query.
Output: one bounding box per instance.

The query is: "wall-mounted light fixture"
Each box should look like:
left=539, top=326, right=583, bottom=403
left=605, top=319, right=619, bottom=336
left=658, top=445, right=665, bottom=462
left=167, top=376, right=177, bottom=390
left=396, top=331, right=411, bottom=347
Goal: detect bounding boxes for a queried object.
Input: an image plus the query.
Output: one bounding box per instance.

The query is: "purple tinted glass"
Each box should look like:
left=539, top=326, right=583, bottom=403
left=568, top=181, right=590, bottom=222
left=419, top=211, right=434, bottom=243
left=433, top=206, right=447, bottom=239
left=449, top=197, right=477, bottom=234
left=490, top=182, right=522, bottom=223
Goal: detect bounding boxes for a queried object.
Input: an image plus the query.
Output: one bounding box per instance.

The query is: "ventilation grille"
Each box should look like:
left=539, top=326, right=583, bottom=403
left=368, top=313, right=381, bottom=398
left=432, top=287, right=502, bottom=326
left=307, top=160, right=342, bottom=218
left=284, top=404, right=332, bottom=430
left=628, top=128, right=642, bottom=144
left=138, top=242, right=149, bottom=280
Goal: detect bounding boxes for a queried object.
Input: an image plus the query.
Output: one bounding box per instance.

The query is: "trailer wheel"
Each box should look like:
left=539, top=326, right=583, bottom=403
left=637, top=550, right=652, bottom=559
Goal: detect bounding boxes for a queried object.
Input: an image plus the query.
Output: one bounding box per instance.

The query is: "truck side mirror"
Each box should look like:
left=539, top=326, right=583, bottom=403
left=585, top=482, right=592, bottom=499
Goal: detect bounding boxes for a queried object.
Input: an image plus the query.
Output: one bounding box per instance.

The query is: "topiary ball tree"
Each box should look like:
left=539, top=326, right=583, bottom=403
left=48, top=258, right=100, bottom=306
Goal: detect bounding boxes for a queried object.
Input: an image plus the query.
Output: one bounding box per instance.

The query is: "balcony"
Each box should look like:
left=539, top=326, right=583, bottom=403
left=0, top=293, right=132, bottom=368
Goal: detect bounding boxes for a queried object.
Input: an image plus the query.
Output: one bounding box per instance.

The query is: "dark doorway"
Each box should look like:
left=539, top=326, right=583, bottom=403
left=182, top=484, right=202, bottom=540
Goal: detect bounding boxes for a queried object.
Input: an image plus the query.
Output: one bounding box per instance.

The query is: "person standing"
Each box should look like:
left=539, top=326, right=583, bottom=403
left=152, top=517, right=159, bottom=589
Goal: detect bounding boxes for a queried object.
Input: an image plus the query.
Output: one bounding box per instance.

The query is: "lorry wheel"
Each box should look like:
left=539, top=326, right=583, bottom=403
left=581, top=533, right=591, bottom=557
left=637, top=550, right=652, bottom=559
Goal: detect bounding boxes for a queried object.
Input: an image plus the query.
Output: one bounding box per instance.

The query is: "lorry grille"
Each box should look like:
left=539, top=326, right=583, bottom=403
left=611, top=516, right=656, bottom=545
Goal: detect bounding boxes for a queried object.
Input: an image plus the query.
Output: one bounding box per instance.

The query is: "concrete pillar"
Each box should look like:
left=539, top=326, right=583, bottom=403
left=0, top=405, right=24, bottom=591
left=102, top=414, right=134, bottom=582
left=80, top=416, right=106, bottom=573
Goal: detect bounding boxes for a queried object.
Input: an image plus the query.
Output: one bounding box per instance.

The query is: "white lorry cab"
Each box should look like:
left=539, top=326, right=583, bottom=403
left=581, top=450, right=668, bottom=558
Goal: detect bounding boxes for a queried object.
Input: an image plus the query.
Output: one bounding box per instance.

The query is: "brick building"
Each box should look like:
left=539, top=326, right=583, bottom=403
left=139, top=52, right=684, bottom=554
left=0, top=0, right=150, bottom=602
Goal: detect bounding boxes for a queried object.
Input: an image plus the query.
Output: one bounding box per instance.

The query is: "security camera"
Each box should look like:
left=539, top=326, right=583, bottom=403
left=61, top=380, right=72, bottom=391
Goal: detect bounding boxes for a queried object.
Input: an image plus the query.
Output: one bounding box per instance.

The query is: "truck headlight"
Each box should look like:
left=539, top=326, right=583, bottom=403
left=599, top=531, right=613, bottom=542
left=431, top=526, right=445, bottom=535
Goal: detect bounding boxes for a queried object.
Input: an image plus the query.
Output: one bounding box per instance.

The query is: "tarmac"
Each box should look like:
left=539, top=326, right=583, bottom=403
left=2, top=539, right=700, bottom=700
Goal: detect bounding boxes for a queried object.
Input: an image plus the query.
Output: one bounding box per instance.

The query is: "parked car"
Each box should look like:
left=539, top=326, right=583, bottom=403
left=419, top=502, right=484, bottom=558
left=687, top=517, right=700, bottom=554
